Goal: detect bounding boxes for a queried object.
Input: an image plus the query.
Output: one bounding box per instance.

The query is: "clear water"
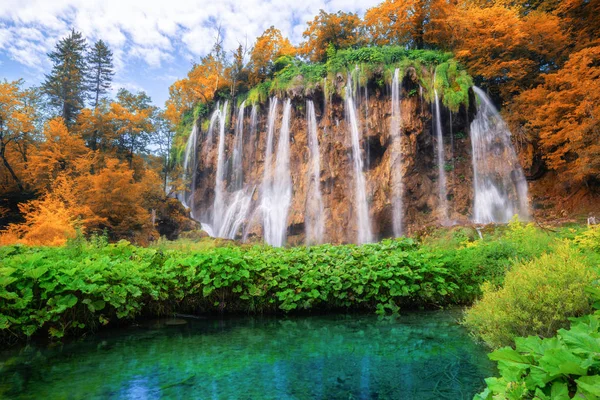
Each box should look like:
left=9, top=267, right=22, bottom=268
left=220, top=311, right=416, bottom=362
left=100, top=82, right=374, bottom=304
left=0, top=311, right=494, bottom=399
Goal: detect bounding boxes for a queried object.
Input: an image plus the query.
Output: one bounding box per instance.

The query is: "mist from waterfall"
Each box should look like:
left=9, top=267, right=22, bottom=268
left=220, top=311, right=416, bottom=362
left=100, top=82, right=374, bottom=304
left=434, top=89, right=449, bottom=225
left=390, top=68, right=403, bottom=237
left=346, top=75, right=373, bottom=244
left=261, top=98, right=292, bottom=247
left=305, top=100, right=325, bottom=245
left=471, top=87, right=529, bottom=223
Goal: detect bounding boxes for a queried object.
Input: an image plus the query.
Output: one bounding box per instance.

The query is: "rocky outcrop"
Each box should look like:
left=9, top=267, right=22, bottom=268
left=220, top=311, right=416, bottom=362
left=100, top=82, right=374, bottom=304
left=186, top=71, right=476, bottom=245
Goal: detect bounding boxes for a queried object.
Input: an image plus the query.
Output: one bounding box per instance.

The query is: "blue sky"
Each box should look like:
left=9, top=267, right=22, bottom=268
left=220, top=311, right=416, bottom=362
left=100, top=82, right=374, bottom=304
left=0, top=0, right=379, bottom=107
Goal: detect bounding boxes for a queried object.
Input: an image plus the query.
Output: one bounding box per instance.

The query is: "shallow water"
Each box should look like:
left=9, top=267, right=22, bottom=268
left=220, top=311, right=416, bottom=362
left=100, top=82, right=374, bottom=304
left=0, top=310, right=494, bottom=399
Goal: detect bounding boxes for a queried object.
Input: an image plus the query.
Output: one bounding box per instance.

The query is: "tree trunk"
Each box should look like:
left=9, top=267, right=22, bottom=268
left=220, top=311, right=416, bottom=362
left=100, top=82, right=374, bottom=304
left=0, top=144, right=23, bottom=192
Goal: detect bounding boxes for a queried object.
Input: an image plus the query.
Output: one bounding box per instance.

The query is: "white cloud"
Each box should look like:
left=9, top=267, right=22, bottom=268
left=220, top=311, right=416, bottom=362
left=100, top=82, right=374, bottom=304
left=0, top=0, right=381, bottom=103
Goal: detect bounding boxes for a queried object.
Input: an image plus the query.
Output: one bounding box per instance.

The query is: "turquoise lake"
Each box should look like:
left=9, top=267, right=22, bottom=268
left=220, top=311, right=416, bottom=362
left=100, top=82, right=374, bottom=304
left=0, top=310, right=495, bottom=399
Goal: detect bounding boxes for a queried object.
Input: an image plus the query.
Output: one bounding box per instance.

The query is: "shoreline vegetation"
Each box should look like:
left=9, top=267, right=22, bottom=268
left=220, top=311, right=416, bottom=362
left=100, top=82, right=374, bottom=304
left=0, top=221, right=596, bottom=344
left=1, top=221, right=599, bottom=398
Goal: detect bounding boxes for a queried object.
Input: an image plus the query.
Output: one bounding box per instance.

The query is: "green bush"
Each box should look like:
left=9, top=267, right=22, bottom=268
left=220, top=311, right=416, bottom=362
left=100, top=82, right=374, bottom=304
left=464, top=245, right=598, bottom=348
left=474, top=311, right=600, bottom=400
left=0, top=238, right=467, bottom=345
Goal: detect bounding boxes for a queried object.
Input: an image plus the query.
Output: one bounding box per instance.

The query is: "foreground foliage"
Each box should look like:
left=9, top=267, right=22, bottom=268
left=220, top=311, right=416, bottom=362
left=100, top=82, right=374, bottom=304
left=0, top=223, right=559, bottom=346
left=464, top=244, right=598, bottom=348
left=474, top=311, right=600, bottom=400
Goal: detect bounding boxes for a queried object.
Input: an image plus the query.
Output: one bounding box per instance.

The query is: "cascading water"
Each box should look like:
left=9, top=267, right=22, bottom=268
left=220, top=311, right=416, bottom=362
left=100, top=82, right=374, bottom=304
left=205, top=102, right=221, bottom=154
left=180, top=124, right=199, bottom=215
left=346, top=75, right=373, bottom=244
left=248, top=104, right=258, bottom=176
left=232, top=101, right=246, bottom=190
left=212, top=100, right=229, bottom=234
left=305, top=100, right=325, bottom=245
left=390, top=68, right=403, bottom=237
left=261, top=99, right=292, bottom=247
left=470, top=87, right=529, bottom=223
left=434, top=89, right=449, bottom=225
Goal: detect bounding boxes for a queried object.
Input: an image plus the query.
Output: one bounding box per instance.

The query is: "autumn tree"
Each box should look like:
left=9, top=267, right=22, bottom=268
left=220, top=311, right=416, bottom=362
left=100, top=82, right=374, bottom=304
left=510, top=46, right=600, bottom=185
left=27, top=118, right=91, bottom=191
left=42, top=29, right=88, bottom=125
left=0, top=80, right=36, bottom=192
left=248, top=27, right=296, bottom=84
left=443, top=5, right=568, bottom=97
left=86, top=40, right=114, bottom=110
left=109, top=89, right=155, bottom=168
left=363, top=0, right=453, bottom=49
left=300, top=10, right=362, bottom=62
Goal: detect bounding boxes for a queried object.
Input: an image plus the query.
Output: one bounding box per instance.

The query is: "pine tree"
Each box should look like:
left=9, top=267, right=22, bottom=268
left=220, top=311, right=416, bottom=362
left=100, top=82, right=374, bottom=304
left=87, top=40, right=114, bottom=110
left=42, top=29, right=88, bottom=126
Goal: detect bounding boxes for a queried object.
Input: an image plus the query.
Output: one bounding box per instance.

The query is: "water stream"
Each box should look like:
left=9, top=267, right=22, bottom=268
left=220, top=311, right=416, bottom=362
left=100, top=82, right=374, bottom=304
left=261, top=98, right=292, bottom=247
left=390, top=68, right=404, bottom=237
left=305, top=100, right=325, bottom=245
left=346, top=75, right=373, bottom=244
left=471, top=87, right=529, bottom=223
left=434, top=89, right=449, bottom=225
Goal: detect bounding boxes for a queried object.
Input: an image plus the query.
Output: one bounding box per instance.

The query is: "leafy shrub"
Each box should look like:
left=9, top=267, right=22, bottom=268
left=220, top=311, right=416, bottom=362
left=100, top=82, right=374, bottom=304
left=475, top=311, right=600, bottom=399
left=464, top=245, right=598, bottom=348
left=0, top=238, right=467, bottom=345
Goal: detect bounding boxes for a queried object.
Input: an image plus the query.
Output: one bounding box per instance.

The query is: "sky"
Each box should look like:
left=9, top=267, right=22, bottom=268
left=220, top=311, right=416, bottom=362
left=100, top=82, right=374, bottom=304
left=0, top=0, right=380, bottom=107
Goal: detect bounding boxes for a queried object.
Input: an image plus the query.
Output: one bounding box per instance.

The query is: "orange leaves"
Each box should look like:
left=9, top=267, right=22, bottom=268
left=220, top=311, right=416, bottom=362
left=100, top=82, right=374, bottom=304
left=512, top=46, right=600, bottom=183
left=27, top=118, right=91, bottom=191
left=443, top=4, right=568, bottom=97
left=363, top=0, right=452, bottom=49
left=0, top=177, right=85, bottom=246
left=249, top=27, right=297, bottom=84
left=300, top=10, right=361, bottom=62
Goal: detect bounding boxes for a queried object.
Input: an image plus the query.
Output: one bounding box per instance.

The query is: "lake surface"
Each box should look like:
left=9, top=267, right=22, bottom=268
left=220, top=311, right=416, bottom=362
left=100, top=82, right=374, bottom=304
left=0, top=310, right=494, bottom=399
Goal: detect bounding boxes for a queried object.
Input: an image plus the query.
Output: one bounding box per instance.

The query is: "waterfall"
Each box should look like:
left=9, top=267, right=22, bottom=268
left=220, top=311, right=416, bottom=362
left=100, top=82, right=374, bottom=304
left=232, top=101, right=246, bottom=191
left=346, top=75, right=373, bottom=244
left=305, top=100, right=325, bottom=245
left=180, top=123, right=199, bottom=215
left=471, top=87, right=529, bottom=223
left=434, top=89, right=449, bottom=225
left=212, top=100, right=229, bottom=234
left=261, top=99, right=292, bottom=247
left=249, top=104, right=258, bottom=176
left=390, top=68, right=403, bottom=237
left=205, top=102, right=221, bottom=153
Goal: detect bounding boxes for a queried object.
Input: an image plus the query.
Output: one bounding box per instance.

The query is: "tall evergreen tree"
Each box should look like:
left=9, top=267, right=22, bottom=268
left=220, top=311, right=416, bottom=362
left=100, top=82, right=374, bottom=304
left=42, top=29, right=88, bottom=125
left=87, top=40, right=114, bottom=109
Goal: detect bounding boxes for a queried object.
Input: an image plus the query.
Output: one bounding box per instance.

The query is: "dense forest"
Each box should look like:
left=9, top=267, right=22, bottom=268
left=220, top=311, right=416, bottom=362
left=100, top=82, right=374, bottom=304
left=1, top=0, right=599, bottom=246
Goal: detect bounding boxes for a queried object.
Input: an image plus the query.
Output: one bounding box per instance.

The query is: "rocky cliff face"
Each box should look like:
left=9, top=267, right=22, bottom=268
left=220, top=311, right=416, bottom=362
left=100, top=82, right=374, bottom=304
left=186, top=71, right=479, bottom=245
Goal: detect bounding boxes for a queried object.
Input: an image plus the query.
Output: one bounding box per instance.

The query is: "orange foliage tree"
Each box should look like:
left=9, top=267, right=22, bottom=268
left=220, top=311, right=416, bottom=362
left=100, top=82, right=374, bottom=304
left=0, top=80, right=36, bottom=192
left=249, top=27, right=296, bottom=84
left=363, top=0, right=453, bottom=49
left=27, top=118, right=91, bottom=191
left=510, top=46, right=600, bottom=184
left=0, top=176, right=92, bottom=246
left=300, top=10, right=362, bottom=62
left=443, top=5, right=568, bottom=97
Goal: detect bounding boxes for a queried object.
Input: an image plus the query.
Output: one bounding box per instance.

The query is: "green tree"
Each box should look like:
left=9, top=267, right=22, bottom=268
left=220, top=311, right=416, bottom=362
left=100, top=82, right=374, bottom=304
left=42, top=29, right=88, bottom=125
left=86, top=40, right=114, bottom=110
